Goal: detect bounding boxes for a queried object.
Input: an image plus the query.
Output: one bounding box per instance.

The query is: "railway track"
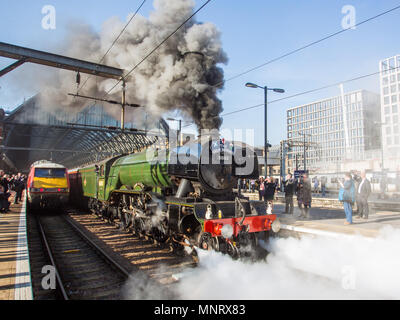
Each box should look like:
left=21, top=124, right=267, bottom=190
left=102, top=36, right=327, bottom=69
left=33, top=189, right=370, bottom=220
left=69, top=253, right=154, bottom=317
left=28, top=212, right=131, bottom=300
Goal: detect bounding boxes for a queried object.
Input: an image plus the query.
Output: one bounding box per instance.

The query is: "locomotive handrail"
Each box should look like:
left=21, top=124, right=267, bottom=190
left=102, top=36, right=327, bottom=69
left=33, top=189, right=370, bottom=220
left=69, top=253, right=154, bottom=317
left=235, top=197, right=247, bottom=226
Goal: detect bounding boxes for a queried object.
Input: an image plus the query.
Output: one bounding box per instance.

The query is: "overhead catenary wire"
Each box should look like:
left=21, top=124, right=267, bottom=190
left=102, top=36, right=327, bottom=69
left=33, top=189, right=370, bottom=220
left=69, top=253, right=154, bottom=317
left=214, top=3, right=400, bottom=88
left=103, top=0, right=213, bottom=98
left=77, top=0, right=148, bottom=95
left=182, top=65, right=400, bottom=128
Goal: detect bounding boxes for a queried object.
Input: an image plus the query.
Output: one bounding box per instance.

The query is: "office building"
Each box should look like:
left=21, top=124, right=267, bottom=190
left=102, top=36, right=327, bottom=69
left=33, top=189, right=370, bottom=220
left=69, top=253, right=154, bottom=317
left=286, top=89, right=380, bottom=172
left=379, top=54, right=400, bottom=160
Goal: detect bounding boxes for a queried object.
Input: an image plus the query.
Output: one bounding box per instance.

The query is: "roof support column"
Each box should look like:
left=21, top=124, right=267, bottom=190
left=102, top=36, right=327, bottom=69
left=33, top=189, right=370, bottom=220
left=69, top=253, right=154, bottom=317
left=121, top=80, right=126, bottom=130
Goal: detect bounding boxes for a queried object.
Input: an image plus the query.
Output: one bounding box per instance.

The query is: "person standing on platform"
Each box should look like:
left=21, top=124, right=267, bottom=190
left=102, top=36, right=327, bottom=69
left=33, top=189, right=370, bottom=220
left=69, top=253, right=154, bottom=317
left=297, top=173, right=312, bottom=219
left=13, top=173, right=24, bottom=204
left=339, top=172, right=355, bottom=225
left=283, top=173, right=295, bottom=214
left=321, top=176, right=327, bottom=197
left=237, top=178, right=242, bottom=196
left=313, top=177, right=319, bottom=194
left=353, top=173, right=362, bottom=216
left=264, top=177, right=276, bottom=214
left=356, top=170, right=371, bottom=220
left=258, top=177, right=265, bottom=201
left=250, top=179, right=256, bottom=193
left=0, top=171, right=10, bottom=212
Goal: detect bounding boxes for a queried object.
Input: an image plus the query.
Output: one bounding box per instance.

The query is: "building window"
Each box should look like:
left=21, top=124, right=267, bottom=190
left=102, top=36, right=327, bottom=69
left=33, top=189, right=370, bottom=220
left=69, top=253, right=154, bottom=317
left=386, top=126, right=392, bottom=135
left=393, top=105, right=398, bottom=114
left=381, top=60, right=388, bottom=73
left=383, top=87, right=389, bottom=95
left=382, top=77, right=388, bottom=85
left=390, top=57, right=396, bottom=69
left=392, top=95, right=398, bottom=103
left=384, top=97, right=390, bottom=105
left=387, top=137, right=392, bottom=145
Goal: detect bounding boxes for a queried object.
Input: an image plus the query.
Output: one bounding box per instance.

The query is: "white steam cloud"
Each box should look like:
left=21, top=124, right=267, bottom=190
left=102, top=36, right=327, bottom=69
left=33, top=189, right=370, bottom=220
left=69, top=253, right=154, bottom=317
left=123, top=226, right=400, bottom=299
left=39, top=0, right=227, bottom=130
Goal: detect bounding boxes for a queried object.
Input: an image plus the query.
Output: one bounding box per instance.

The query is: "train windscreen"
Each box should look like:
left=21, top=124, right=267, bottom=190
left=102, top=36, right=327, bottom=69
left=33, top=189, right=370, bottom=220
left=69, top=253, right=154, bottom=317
left=35, top=168, right=66, bottom=178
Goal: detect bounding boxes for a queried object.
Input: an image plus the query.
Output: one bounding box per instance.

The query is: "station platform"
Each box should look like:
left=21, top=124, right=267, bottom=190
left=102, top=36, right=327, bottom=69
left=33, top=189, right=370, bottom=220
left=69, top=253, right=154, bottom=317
left=276, top=210, right=400, bottom=239
left=240, top=192, right=400, bottom=239
left=242, top=191, right=400, bottom=212
left=0, top=193, right=32, bottom=300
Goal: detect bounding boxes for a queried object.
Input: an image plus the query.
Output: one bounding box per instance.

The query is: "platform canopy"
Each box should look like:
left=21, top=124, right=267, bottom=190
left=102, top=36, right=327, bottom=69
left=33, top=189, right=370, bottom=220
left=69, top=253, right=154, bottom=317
left=0, top=95, right=169, bottom=172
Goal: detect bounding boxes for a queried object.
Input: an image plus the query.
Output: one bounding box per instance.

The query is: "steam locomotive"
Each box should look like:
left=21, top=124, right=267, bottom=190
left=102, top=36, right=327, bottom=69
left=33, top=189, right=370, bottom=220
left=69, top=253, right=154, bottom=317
left=69, top=137, right=280, bottom=258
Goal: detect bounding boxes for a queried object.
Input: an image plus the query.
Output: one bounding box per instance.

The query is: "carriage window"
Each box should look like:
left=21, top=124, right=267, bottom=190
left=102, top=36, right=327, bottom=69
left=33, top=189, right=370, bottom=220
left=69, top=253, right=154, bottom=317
left=35, top=168, right=66, bottom=178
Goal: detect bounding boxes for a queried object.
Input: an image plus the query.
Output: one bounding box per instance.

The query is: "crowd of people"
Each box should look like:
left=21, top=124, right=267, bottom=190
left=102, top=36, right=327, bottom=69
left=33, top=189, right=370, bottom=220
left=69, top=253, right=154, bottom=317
left=238, top=174, right=313, bottom=218
left=311, top=176, right=327, bottom=197
left=338, top=170, right=372, bottom=225
left=0, top=170, right=27, bottom=213
left=282, top=173, right=312, bottom=219
left=237, top=177, right=280, bottom=214
left=238, top=169, right=374, bottom=226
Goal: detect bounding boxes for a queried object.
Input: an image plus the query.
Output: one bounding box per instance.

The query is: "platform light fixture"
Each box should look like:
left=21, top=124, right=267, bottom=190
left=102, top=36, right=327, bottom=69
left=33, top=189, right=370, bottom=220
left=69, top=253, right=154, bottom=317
left=245, top=82, right=285, bottom=177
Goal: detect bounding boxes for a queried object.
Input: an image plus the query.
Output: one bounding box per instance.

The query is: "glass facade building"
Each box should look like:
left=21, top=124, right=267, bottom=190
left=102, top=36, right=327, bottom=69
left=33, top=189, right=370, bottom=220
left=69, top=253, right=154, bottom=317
left=380, top=55, right=400, bottom=158
left=286, top=90, right=380, bottom=172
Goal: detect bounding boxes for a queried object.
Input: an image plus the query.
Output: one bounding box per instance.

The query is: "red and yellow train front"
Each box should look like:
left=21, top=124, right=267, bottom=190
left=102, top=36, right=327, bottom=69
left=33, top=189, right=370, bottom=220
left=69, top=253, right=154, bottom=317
left=27, top=167, right=69, bottom=209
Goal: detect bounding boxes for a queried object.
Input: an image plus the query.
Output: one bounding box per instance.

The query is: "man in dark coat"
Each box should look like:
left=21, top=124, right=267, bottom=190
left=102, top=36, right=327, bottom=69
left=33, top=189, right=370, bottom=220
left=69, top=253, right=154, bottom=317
left=283, top=173, right=295, bottom=214
left=263, top=177, right=276, bottom=214
left=0, top=170, right=9, bottom=194
left=0, top=170, right=10, bottom=212
left=356, top=170, right=371, bottom=220
left=13, top=173, right=25, bottom=204
left=264, top=177, right=276, bottom=202
left=297, top=173, right=312, bottom=219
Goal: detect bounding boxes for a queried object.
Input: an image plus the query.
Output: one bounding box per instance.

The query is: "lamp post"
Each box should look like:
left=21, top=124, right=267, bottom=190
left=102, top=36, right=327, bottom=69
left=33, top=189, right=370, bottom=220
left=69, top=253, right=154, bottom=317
left=374, top=121, right=386, bottom=173
left=299, top=128, right=312, bottom=172
left=245, top=82, right=285, bottom=177
left=167, top=117, right=182, bottom=147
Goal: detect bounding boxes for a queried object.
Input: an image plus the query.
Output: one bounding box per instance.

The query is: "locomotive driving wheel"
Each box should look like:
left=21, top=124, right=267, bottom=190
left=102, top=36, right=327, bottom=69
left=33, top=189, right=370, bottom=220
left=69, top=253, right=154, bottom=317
left=198, top=232, right=213, bottom=251
left=117, top=206, right=127, bottom=230
left=151, top=225, right=168, bottom=244
left=226, top=241, right=239, bottom=259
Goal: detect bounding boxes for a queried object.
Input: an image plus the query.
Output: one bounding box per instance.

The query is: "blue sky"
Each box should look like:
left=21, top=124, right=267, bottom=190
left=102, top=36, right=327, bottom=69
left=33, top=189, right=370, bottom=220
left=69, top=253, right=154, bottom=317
left=1, top=0, right=400, bottom=146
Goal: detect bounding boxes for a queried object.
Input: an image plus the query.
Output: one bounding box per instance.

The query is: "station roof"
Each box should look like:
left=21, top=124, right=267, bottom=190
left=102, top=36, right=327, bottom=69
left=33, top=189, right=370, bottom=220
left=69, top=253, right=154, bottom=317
left=0, top=95, right=169, bottom=172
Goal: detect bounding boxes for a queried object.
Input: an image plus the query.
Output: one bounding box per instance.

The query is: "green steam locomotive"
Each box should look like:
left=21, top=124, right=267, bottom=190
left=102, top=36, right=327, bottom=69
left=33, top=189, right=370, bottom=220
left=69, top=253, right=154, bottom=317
left=69, top=137, right=280, bottom=258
